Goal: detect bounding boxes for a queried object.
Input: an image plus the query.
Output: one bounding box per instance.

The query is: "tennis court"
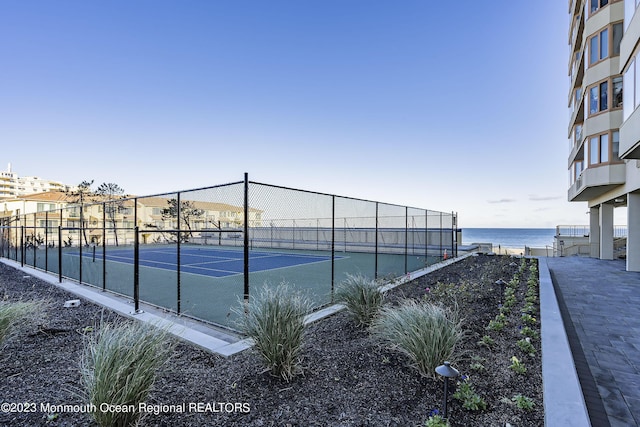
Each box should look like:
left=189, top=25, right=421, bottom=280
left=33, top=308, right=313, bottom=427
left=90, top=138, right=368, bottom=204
left=0, top=175, right=458, bottom=330
left=69, top=245, right=337, bottom=278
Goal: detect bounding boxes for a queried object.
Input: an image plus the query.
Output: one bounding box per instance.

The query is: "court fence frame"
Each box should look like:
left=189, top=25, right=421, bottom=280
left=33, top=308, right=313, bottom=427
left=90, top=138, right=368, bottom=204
left=0, top=173, right=458, bottom=330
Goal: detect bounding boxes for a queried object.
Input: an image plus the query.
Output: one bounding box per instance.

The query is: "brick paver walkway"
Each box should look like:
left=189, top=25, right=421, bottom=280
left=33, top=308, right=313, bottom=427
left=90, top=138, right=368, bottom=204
left=547, top=257, right=640, bottom=427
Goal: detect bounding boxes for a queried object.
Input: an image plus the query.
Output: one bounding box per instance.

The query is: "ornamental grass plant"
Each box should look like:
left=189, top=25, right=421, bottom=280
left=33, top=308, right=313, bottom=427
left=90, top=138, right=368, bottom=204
left=371, top=300, right=464, bottom=378
left=235, top=283, right=312, bottom=382
left=80, top=321, right=175, bottom=427
left=333, top=273, right=385, bottom=327
left=0, top=300, right=46, bottom=348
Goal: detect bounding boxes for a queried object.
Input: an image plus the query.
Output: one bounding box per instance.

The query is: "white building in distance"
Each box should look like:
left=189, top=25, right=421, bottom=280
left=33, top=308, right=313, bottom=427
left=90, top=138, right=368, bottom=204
left=0, top=163, right=70, bottom=200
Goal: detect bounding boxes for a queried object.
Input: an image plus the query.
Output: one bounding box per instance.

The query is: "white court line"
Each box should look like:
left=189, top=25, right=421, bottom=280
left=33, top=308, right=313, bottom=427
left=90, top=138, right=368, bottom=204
left=65, top=248, right=340, bottom=278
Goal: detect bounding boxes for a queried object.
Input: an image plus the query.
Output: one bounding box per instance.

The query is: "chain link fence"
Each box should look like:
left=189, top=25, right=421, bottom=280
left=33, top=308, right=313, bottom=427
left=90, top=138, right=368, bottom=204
left=0, top=175, right=457, bottom=331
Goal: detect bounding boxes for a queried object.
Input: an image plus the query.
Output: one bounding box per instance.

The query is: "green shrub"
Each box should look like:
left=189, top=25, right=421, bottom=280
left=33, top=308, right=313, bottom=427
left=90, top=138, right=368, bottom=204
left=517, top=338, right=536, bottom=356
left=0, top=300, right=45, bottom=347
left=334, top=274, right=385, bottom=327
left=425, top=414, right=450, bottom=426
left=80, top=321, right=174, bottom=427
left=235, top=283, right=312, bottom=382
left=520, top=326, right=539, bottom=340
left=477, top=335, right=495, bottom=349
left=512, top=394, right=535, bottom=411
left=509, top=356, right=527, bottom=374
left=521, top=313, right=536, bottom=325
left=453, top=379, right=487, bottom=411
left=371, top=300, right=463, bottom=378
left=486, top=319, right=505, bottom=331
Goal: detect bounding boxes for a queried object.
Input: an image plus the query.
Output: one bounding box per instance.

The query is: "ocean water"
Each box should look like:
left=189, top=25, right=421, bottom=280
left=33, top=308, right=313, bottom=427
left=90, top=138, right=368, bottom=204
left=461, top=228, right=556, bottom=249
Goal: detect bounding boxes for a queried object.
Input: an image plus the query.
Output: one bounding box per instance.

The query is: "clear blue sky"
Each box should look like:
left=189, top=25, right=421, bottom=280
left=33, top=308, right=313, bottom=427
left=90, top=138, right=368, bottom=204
left=0, top=1, right=594, bottom=227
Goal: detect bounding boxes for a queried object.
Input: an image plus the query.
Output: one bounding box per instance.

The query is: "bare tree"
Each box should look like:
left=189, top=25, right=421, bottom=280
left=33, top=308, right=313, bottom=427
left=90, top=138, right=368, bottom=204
left=161, top=199, right=204, bottom=242
left=95, top=183, right=126, bottom=246
left=65, top=180, right=96, bottom=246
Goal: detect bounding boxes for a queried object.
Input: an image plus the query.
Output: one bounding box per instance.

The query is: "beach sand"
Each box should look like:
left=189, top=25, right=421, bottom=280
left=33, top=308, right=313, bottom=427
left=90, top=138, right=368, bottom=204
left=492, top=246, right=525, bottom=256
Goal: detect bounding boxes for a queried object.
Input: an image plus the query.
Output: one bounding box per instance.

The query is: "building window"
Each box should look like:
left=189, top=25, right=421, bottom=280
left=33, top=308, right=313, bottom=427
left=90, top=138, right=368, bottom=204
left=636, top=55, right=640, bottom=109
left=623, top=53, right=640, bottom=120
left=35, top=203, right=55, bottom=212
left=574, top=124, right=583, bottom=147
left=591, top=0, right=609, bottom=14
left=612, top=131, right=620, bottom=161
left=600, top=134, right=609, bottom=162
left=587, top=131, right=621, bottom=166
left=625, top=0, right=640, bottom=30
left=588, top=22, right=623, bottom=67
left=613, top=23, right=623, bottom=55
left=600, top=28, right=609, bottom=60
left=624, top=59, right=635, bottom=120
left=613, top=77, right=623, bottom=108
left=590, top=86, right=599, bottom=114
left=590, top=35, right=599, bottom=65
left=590, top=136, right=600, bottom=165
left=600, top=81, right=608, bottom=111
left=587, top=77, right=621, bottom=117
left=571, top=161, right=584, bottom=186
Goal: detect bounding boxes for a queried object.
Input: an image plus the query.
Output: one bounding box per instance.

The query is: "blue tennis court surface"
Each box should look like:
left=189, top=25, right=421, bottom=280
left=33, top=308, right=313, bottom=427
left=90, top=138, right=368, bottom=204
left=73, top=246, right=336, bottom=278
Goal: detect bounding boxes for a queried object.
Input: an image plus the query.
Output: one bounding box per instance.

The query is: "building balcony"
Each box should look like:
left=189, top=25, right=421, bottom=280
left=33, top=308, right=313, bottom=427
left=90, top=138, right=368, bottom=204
left=568, top=163, right=626, bottom=201
left=620, top=104, right=640, bottom=159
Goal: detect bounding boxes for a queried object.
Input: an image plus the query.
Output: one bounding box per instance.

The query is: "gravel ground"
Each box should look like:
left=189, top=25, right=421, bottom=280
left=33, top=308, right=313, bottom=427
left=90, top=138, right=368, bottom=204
left=0, top=254, right=543, bottom=426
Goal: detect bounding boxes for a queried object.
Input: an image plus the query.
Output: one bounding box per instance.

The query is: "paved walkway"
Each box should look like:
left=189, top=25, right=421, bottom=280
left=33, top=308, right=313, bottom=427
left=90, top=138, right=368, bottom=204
left=546, top=257, right=640, bottom=427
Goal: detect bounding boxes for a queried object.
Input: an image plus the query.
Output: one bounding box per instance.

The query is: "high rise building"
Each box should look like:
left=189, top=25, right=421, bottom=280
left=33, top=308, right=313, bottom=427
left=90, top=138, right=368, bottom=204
left=0, top=163, right=68, bottom=199
left=619, top=0, right=640, bottom=270
left=568, top=0, right=640, bottom=271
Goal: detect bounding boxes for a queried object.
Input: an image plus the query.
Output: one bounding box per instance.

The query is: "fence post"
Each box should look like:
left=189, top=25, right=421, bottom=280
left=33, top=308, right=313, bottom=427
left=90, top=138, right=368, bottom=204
left=452, top=212, right=457, bottom=258
left=13, top=218, right=16, bottom=260
left=425, top=210, right=428, bottom=261
left=176, top=193, right=181, bottom=314
left=134, top=226, right=140, bottom=313
left=439, top=212, right=443, bottom=260
left=405, top=207, right=408, bottom=274
left=79, top=211, right=83, bottom=284
left=32, top=213, right=37, bottom=268
left=102, top=202, right=106, bottom=290
left=20, top=225, right=24, bottom=267
left=244, top=173, right=249, bottom=304
left=45, top=211, right=49, bottom=271
left=32, top=221, right=36, bottom=268
left=331, top=195, right=335, bottom=301
left=375, top=202, right=379, bottom=279
left=58, top=226, right=62, bottom=283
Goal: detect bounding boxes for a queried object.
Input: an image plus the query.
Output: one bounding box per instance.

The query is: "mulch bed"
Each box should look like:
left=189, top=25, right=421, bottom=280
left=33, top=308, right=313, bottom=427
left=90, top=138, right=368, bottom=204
left=0, top=254, right=543, bottom=426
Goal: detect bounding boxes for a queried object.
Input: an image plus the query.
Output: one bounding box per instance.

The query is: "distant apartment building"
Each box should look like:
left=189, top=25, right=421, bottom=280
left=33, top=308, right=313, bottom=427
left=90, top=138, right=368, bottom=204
left=568, top=0, right=640, bottom=271
left=0, top=163, right=68, bottom=199
left=1, top=191, right=261, bottom=247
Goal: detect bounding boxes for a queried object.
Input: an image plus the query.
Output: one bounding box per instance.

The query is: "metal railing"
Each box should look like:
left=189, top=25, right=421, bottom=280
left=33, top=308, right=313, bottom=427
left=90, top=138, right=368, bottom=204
left=556, top=225, right=627, bottom=238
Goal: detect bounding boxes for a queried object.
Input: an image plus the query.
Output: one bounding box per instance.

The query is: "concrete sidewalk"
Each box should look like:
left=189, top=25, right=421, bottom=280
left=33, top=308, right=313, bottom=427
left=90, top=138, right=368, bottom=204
left=546, top=257, right=640, bottom=427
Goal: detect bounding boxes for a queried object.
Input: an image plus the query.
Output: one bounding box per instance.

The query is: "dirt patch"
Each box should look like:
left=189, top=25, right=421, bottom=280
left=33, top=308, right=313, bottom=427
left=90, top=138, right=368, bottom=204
left=0, top=254, right=543, bottom=426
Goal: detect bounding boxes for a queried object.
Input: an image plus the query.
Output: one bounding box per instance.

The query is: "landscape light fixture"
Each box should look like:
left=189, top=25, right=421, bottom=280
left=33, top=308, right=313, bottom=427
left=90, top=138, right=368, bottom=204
left=435, top=361, right=459, bottom=419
